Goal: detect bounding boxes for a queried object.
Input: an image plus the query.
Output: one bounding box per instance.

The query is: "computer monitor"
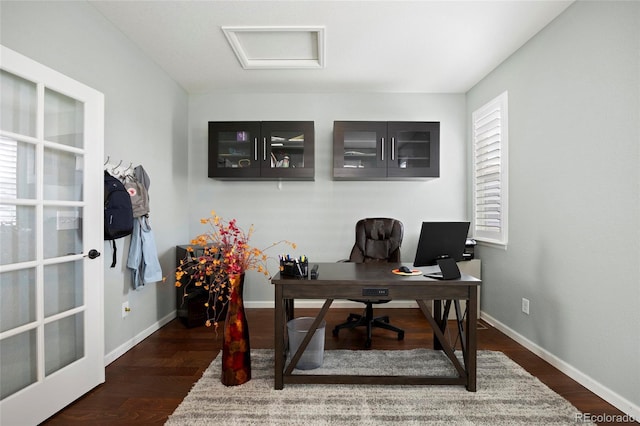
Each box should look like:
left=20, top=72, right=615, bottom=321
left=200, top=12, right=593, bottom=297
left=413, top=222, right=470, bottom=267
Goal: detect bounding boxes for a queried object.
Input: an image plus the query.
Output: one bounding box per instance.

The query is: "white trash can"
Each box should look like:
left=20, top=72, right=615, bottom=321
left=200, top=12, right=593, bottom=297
left=287, top=317, right=326, bottom=370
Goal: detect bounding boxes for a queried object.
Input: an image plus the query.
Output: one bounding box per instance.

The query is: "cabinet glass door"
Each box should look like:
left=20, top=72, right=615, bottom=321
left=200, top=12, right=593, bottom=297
left=333, top=121, right=386, bottom=179
left=387, top=122, right=440, bottom=178
left=260, top=121, right=314, bottom=179
left=208, top=122, right=260, bottom=178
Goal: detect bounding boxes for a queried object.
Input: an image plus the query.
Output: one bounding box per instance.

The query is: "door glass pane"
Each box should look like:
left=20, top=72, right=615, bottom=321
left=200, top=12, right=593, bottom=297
left=0, top=268, right=36, bottom=332
left=44, top=313, right=84, bottom=376
left=0, top=205, right=36, bottom=265
left=44, top=88, right=84, bottom=148
left=395, top=130, right=430, bottom=169
left=44, top=261, right=83, bottom=317
left=44, top=148, right=83, bottom=201
left=343, top=131, right=378, bottom=169
left=43, top=206, right=82, bottom=259
left=0, top=70, right=37, bottom=137
left=0, top=330, right=37, bottom=399
left=216, top=130, right=254, bottom=169
left=0, top=137, right=37, bottom=200
left=268, top=130, right=306, bottom=168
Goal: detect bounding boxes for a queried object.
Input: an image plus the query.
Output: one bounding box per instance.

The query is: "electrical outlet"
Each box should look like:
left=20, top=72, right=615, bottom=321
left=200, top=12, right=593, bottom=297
left=122, top=301, right=130, bottom=318
left=521, top=298, right=530, bottom=315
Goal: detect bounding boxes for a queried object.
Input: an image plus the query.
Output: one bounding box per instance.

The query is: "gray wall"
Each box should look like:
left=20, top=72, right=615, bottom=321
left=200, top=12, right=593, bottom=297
left=187, top=93, right=467, bottom=302
left=1, top=1, right=190, bottom=356
left=467, top=1, right=639, bottom=412
left=2, top=0, right=638, bottom=416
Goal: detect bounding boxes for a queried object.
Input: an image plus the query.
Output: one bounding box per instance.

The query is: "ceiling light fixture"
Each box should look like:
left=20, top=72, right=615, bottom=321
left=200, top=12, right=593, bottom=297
left=222, top=26, right=325, bottom=69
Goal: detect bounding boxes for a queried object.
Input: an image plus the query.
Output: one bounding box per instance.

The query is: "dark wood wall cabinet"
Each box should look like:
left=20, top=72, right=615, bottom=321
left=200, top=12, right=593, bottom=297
left=208, top=121, right=315, bottom=180
left=333, top=121, right=440, bottom=180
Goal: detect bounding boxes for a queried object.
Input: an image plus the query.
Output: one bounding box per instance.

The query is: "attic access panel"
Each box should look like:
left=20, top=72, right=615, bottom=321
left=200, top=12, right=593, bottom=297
left=222, top=26, right=325, bottom=69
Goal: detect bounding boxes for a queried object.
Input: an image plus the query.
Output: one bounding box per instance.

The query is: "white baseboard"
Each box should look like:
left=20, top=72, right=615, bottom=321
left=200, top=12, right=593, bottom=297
left=102, top=302, right=413, bottom=366
left=103, top=310, right=177, bottom=366
left=480, top=312, right=640, bottom=421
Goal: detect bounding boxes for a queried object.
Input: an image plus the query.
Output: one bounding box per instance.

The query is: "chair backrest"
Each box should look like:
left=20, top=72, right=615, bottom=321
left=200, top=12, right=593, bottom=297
left=348, top=218, right=403, bottom=263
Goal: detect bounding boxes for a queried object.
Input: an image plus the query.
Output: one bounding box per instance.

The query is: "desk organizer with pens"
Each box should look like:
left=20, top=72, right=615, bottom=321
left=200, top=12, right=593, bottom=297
left=280, top=256, right=308, bottom=278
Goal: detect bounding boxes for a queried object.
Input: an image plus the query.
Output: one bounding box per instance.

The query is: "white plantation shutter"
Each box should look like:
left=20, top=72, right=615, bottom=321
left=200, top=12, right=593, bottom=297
left=0, top=137, right=18, bottom=225
left=472, top=92, right=508, bottom=245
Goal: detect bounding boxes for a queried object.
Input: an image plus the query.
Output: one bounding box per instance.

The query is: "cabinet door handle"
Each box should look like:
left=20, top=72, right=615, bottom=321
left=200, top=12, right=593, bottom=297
left=263, top=138, right=267, bottom=161
left=391, top=137, right=395, bottom=161
left=381, top=137, right=385, bottom=161
left=254, top=138, right=258, bottom=161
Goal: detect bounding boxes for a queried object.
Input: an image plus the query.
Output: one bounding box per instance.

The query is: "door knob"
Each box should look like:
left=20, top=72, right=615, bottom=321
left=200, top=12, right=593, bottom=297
left=86, top=249, right=101, bottom=259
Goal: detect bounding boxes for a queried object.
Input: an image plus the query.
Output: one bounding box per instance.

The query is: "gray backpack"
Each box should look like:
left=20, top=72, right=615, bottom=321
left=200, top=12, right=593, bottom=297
left=123, top=174, right=149, bottom=218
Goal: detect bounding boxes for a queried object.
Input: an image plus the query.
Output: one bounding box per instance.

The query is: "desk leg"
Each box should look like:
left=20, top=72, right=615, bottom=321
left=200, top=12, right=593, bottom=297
left=454, top=300, right=466, bottom=357
left=285, top=299, right=294, bottom=322
left=467, top=286, right=478, bottom=392
left=433, top=300, right=446, bottom=350
left=274, top=285, right=284, bottom=390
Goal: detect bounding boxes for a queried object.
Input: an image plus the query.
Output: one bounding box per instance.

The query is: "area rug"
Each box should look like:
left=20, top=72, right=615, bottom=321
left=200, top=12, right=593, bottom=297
left=166, top=349, right=592, bottom=425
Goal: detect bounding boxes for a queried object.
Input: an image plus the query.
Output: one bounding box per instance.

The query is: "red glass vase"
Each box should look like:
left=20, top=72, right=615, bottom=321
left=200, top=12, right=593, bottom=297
left=221, top=273, right=251, bottom=386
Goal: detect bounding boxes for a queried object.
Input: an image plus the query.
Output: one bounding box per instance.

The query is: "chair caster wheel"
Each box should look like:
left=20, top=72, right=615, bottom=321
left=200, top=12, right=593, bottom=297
left=365, top=339, right=372, bottom=349
left=398, top=331, right=404, bottom=340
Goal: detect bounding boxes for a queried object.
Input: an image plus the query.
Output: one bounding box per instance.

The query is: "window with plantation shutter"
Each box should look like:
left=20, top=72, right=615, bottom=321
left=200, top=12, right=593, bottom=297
left=472, top=91, right=508, bottom=246
left=0, top=137, right=18, bottom=226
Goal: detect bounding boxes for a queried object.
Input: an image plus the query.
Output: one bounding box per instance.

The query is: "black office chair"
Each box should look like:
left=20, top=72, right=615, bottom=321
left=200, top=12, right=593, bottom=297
left=332, top=218, right=405, bottom=348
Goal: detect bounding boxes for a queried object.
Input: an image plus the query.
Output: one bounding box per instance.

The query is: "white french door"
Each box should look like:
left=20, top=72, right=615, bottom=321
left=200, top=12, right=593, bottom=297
left=0, top=46, right=105, bottom=425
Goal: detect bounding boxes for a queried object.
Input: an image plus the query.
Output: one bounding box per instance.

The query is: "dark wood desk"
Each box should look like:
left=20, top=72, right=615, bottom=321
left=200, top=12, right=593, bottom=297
left=272, top=262, right=481, bottom=391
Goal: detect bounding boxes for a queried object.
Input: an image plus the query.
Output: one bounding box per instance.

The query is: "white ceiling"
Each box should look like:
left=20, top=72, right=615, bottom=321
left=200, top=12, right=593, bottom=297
left=89, top=0, right=573, bottom=95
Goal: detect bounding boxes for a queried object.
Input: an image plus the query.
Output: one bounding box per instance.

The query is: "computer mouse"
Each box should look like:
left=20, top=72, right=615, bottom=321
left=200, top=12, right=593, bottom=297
left=398, top=266, right=412, bottom=273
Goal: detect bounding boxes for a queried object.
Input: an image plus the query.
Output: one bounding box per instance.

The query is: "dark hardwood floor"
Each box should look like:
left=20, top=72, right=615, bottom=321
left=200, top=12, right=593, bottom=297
left=43, top=308, right=629, bottom=425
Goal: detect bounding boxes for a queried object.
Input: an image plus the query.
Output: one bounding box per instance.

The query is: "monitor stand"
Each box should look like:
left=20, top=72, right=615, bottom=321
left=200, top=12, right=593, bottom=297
left=424, top=258, right=461, bottom=280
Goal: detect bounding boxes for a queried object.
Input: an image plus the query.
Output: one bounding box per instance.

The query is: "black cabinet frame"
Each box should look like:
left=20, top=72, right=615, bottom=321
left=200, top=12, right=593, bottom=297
left=208, top=121, right=314, bottom=180
left=333, top=121, right=439, bottom=180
